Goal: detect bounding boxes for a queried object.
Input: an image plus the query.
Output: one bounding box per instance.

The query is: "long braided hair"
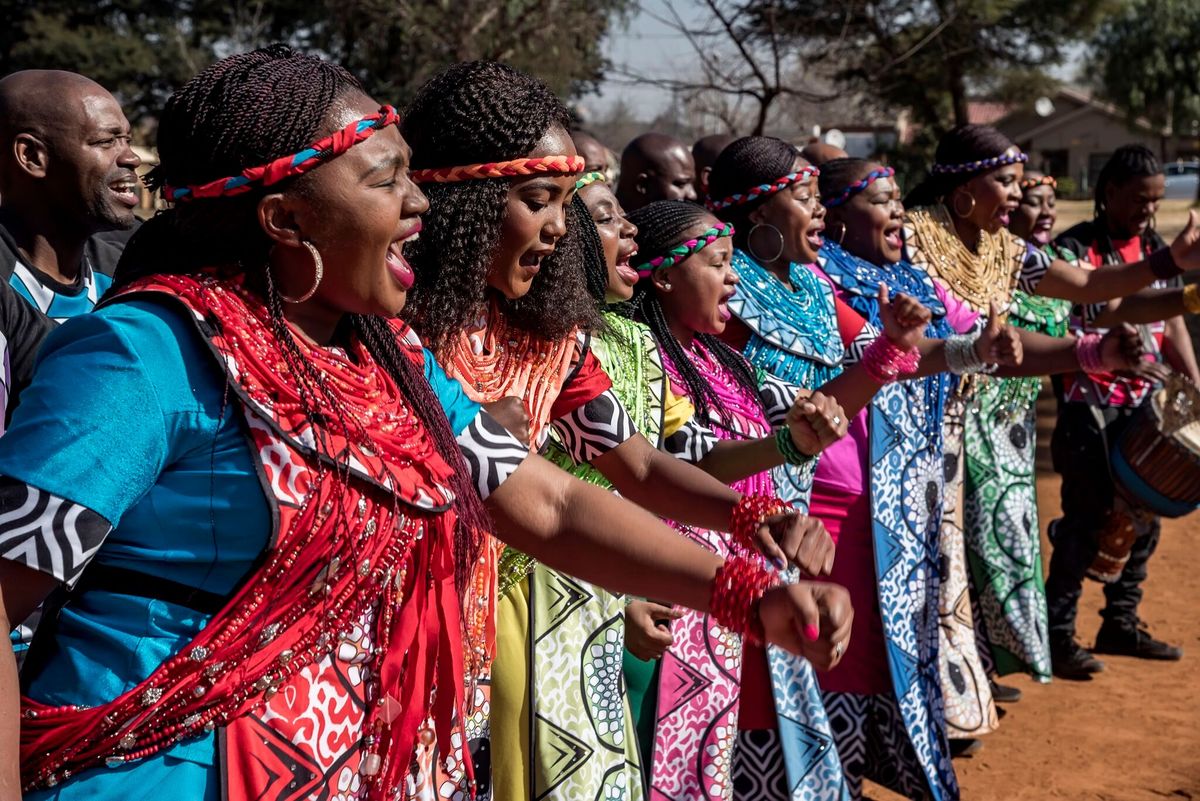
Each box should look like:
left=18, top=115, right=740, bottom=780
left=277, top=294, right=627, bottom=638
left=903, top=124, right=1016, bottom=209
left=114, top=44, right=487, bottom=595
left=574, top=192, right=610, bottom=303
left=400, top=61, right=599, bottom=355
left=625, top=200, right=765, bottom=429
left=707, top=136, right=802, bottom=252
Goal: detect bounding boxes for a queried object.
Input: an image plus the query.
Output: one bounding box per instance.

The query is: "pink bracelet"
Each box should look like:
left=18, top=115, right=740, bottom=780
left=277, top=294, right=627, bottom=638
left=1075, top=333, right=1106, bottom=373
left=861, top=335, right=921, bottom=383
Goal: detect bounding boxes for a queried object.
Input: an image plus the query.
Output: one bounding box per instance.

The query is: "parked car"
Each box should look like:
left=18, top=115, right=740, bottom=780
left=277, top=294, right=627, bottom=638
left=1164, top=161, right=1199, bottom=200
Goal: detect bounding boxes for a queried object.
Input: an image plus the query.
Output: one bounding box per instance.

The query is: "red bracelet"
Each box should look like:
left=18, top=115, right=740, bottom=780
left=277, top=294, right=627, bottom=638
left=731, top=494, right=791, bottom=554
left=710, top=553, right=777, bottom=644
left=1075, top=333, right=1106, bottom=373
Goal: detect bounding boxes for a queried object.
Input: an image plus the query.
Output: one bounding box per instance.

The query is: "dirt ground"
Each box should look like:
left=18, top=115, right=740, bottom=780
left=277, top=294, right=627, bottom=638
left=865, top=397, right=1200, bottom=801
left=1054, top=199, right=1195, bottom=241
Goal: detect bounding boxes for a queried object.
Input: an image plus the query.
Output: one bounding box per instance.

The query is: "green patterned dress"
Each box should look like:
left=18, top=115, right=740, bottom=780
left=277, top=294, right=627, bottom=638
left=962, top=245, right=1073, bottom=682
left=490, top=313, right=678, bottom=801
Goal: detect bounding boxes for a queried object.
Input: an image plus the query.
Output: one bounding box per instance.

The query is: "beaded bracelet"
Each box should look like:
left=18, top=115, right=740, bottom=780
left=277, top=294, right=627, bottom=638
left=774, top=426, right=814, bottom=465
left=861, top=335, right=921, bottom=383
left=710, top=553, right=777, bottom=644
left=1075, top=333, right=1107, bottom=374
left=1149, top=246, right=1182, bottom=280
left=1182, top=283, right=1200, bottom=315
left=731, top=494, right=792, bottom=554
left=945, top=333, right=988, bottom=375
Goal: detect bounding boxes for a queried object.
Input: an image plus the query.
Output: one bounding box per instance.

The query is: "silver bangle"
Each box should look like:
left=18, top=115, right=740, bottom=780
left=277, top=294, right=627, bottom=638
left=945, top=334, right=988, bottom=375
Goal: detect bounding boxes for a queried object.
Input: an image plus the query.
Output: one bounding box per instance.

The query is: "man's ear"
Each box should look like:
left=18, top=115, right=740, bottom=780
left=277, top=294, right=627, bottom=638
left=13, top=133, right=50, bottom=179
left=636, top=171, right=651, bottom=196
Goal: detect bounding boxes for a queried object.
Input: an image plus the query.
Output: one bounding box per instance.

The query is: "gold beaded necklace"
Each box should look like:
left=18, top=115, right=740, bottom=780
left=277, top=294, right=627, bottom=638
left=905, top=204, right=1023, bottom=313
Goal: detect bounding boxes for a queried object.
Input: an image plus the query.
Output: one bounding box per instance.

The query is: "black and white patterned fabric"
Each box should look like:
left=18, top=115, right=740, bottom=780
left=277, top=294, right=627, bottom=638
left=1016, top=246, right=1052, bottom=296
left=548, top=388, right=636, bottom=464
left=841, top=320, right=881, bottom=368
left=732, top=729, right=789, bottom=800
left=456, top=411, right=529, bottom=500
left=756, top=371, right=802, bottom=426
left=822, top=691, right=934, bottom=801
left=0, top=478, right=111, bottom=588
left=662, top=415, right=720, bottom=463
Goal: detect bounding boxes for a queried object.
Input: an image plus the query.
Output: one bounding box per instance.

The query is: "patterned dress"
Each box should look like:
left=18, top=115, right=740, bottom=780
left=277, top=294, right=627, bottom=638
left=962, top=245, right=1072, bottom=682
left=438, top=305, right=645, bottom=801
left=814, top=243, right=959, bottom=801
left=655, top=339, right=848, bottom=801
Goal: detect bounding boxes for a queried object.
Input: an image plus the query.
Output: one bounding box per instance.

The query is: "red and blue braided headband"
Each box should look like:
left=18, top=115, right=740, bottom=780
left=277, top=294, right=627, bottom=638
left=706, top=166, right=820, bottom=212
left=823, top=166, right=895, bottom=208
left=162, top=105, right=401, bottom=202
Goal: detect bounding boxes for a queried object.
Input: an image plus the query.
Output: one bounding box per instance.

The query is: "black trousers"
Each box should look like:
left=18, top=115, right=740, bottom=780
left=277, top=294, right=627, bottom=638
left=1045, top=402, right=1162, bottom=641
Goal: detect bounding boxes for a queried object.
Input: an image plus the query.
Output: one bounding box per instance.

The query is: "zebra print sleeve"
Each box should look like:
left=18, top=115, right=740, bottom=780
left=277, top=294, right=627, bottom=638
left=549, top=389, right=636, bottom=465
left=0, top=478, right=112, bottom=588
left=757, top=371, right=801, bottom=426
left=663, top=415, right=720, bottom=463
left=1017, top=246, right=1052, bottom=295
left=456, top=411, right=530, bottom=500
left=841, top=320, right=881, bottom=367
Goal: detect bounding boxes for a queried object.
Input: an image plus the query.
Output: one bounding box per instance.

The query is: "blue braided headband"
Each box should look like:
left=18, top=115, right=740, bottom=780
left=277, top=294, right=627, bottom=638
left=929, top=149, right=1028, bottom=176
left=823, top=167, right=895, bottom=208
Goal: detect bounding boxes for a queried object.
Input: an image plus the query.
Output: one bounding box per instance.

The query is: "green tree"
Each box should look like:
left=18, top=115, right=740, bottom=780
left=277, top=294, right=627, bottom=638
left=760, top=0, right=1117, bottom=133
left=0, top=0, right=631, bottom=126
left=1091, top=0, right=1200, bottom=155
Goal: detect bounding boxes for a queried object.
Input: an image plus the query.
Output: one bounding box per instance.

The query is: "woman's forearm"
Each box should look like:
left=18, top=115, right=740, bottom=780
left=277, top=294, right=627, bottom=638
left=1037, top=257, right=1163, bottom=304
left=989, top=329, right=1079, bottom=378
left=810, top=363, right=882, bottom=421
left=591, top=434, right=741, bottom=532
left=1092, top=288, right=1190, bottom=328
left=487, top=453, right=723, bottom=612
left=695, top=437, right=786, bottom=485
left=0, top=621, right=21, bottom=801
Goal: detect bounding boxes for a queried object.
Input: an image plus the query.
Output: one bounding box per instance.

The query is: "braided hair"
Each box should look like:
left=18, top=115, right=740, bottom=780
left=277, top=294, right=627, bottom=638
left=817, top=157, right=872, bottom=201
left=625, top=200, right=765, bottom=429
left=904, top=124, right=1015, bottom=209
left=400, top=61, right=599, bottom=354
left=573, top=192, right=609, bottom=303
left=707, top=136, right=802, bottom=251
left=1095, top=144, right=1162, bottom=218
left=115, top=44, right=488, bottom=596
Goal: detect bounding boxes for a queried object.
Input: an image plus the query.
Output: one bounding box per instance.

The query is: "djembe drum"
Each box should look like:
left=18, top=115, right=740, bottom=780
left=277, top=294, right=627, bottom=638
left=1088, top=375, right=1200, bottom=583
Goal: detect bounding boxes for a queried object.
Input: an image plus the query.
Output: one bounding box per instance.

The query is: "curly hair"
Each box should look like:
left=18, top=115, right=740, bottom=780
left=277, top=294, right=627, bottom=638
left=625, top=200, right=765, bottom=429
left=400, top=60, right=599, bottom=354
left=114, top=44, right=488, bottom=596
left=707, top=136, right=803, bottom=252
left=904, top=124, right=1016, bottom=209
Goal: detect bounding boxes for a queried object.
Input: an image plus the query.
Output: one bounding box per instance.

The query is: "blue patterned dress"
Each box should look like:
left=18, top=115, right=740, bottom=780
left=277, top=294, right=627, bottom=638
left=816, top=242, right=959, bottom=801
left=725, top=248, right=851, bottom=801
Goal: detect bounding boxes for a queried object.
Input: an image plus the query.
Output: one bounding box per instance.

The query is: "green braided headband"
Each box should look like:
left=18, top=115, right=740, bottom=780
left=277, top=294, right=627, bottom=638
left=575, top=171, right=607, bottom=190
left=632, top=221, right=735, bottom=276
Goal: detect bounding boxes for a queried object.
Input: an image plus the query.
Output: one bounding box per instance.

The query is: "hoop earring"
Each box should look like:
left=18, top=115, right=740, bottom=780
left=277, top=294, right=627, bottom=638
left=951, top=191, right=977, bottom=218
left=747, top=222, right=785, bottom=263
left=278, top=240, right=324, bottom=304
left=831, top=223, right=847, bottom=247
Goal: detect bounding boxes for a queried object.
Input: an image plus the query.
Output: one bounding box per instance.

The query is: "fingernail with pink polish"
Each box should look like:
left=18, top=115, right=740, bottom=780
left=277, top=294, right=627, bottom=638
left=804, top=624, right=820, bottom=641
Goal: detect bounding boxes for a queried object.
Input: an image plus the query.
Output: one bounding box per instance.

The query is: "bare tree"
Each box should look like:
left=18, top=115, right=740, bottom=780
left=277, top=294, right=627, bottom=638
left=610, top=0, right=834, bottom=136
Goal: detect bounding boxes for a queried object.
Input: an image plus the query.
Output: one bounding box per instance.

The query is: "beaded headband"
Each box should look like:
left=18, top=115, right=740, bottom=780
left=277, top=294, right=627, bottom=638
left=410, top=155, right=584, bottom=183
left=823, top=166, right=896, bottom=208
left=929, top=148, right=1028, bottom=175
left=1020, top=175, right=1057, bottom=190
left=575, top=171, right=607, bottom=190
left=632, top=221, right=734, bottom=277
left=706, top=167, right=820, bottom=212
left=163, top=106, right=400, bottom=202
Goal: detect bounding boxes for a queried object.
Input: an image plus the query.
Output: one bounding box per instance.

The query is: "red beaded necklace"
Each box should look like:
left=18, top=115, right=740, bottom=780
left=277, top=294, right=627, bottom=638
left=21, top=272, right=471, bottom=799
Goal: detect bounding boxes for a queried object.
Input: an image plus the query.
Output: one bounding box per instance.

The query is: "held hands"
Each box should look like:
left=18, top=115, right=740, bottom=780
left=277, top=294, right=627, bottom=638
left=878, top=284, right=932, bottom=350
left=785, top=390, right=849, bottom=456
left=1101, top=323, right=1147, bottom=373
left=625, top=600, right=683, bottom=661
left=974, top=299, right=1023, bottom=367
left=483, top=396, right=531, bottom=445
left=1169, top=210, right=1200, bottom=272
left=757, top=580, right=853, bottom=671
left=753, top=512, right=836, bottom=577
